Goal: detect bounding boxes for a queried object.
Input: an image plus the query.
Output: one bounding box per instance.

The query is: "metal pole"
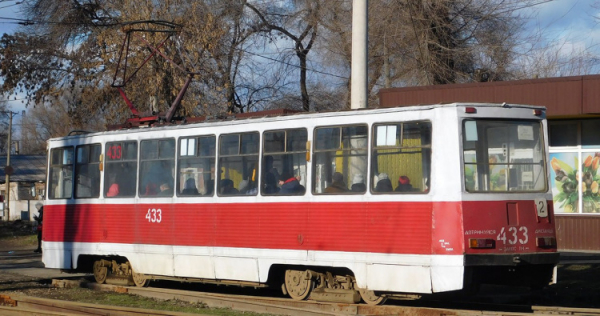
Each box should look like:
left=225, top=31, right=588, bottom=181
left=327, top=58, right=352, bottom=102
left=351, top=0, right=368, bottom=110
left=4, top=111, right=12, bottom=221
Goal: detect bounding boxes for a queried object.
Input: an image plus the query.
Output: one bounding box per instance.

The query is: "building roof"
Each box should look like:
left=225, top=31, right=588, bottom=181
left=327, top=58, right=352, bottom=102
left=0, top=155, right=47, bottom=183
left=378, top=74, right=600, bottom=118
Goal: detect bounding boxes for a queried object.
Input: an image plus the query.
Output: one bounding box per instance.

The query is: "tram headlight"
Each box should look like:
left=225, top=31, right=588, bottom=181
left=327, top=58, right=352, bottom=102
left=468, top=238, right=495, bottom=249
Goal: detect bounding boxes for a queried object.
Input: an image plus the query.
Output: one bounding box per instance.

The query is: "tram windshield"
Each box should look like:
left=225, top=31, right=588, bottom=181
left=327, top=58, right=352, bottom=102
left=462, top=119, right=547, bottom=192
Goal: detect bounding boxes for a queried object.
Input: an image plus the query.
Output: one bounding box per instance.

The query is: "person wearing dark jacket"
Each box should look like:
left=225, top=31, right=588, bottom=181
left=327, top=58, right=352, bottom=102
left=34, top=203, right=44, bottom=253
left=395, top=175, right=413, bottom=192
left=279, top=172, right=304, bottom=195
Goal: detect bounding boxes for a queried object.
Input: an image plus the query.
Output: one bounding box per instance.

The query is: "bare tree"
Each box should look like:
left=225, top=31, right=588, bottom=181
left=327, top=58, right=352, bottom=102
left=318, top=0, right=535, bottom=107
left=245, top=0, right=320, bottom=112
left=19, top=92, right=106, bottom=154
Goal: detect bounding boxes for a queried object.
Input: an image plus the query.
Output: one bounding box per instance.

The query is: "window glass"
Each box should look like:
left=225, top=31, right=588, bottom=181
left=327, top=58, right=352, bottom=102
left=75, top=144, right=101, bottom=198
left=49, top=147, right=74, bottom=199
left=178, top=136, right=216, bottom=196
left=372, top=122, right=431, bottom=194
left=313, top=125, right=367, bottom=194
left=218, top=132, right=259, bottom=196
left=262, top=129, right=307, bottom=195
left=104, top=141, right=138, bottom=198
left=463, top=120, right=547, bottom=192
left=139, top=139, right=175, bottom=197
left=582, top=120, right=600, bottom=146
left=549, top=121, right=577, bottom=147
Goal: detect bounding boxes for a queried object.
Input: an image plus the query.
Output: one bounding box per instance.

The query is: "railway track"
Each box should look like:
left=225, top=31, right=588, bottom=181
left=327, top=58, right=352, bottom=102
left=0, top=279, right=588, bottom=316
left=0, top=293, right=199, bottom=316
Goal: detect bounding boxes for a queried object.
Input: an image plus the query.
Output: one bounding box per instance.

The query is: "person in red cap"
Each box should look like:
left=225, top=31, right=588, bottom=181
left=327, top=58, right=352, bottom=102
left=395, top=175, right=413, bottom=192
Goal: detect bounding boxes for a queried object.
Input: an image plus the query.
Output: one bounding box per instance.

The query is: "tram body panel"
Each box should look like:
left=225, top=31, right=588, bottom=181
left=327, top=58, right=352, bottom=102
left=43, top=200, right=466, bottom=293
left=41, top=103, right=557, bottom=296
left=462, top=198, right=556, bottom=256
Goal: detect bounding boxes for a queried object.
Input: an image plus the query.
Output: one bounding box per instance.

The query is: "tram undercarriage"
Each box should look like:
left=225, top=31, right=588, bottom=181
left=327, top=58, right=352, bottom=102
left=79, top=255, right=428, bottom=305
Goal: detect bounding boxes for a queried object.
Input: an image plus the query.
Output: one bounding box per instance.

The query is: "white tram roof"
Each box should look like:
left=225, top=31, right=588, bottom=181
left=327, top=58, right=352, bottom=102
left=48, top=102, right=546, bottom=143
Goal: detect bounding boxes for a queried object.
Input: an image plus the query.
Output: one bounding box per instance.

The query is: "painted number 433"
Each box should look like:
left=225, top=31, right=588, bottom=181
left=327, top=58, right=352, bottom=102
left=145, top=208, right=162, bottom=223
left=497, top=226, right=528, bottom=245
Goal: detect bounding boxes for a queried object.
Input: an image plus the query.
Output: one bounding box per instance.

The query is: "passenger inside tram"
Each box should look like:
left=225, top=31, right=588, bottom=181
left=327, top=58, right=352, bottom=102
left=351, top=174, right=366, bottom=192
left=220, top=179, right=239, bottom=195
left=105, top=173, right=120, bottom=197
left=158, top=183, right=173, bottom=196
left=324, top=172, right=348, bottom=193
left=278, top=171, right=304, bottom=195
left=395, top=176, right=413, bottom=192
left=375, top=173, right=393, bottom=192
left=181, top=178, right=199, bottom=195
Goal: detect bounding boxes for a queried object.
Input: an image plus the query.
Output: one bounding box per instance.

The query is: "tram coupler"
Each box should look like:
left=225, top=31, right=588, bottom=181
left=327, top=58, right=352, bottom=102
left=309, top=288, right=361, bottom=304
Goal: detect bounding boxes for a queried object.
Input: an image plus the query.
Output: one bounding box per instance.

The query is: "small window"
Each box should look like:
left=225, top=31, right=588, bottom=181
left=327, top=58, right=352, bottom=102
left=549, top=121, right=577, bottom=147
left=372, top=121, right=432, bottom=194
left=49, top=147, right=74, bottom=199
left=581, top=119, right=600, bottom=146
left=262, top=129, right=307, bottom=195
left=218, top=132, right=259, bottom=196
left=313, top=125, right=368, bottom=194
left=75, top=144, right=102, bottom=198
left=178, top=136, right=216, bottom=196
left=139, top=139, right=175, bottom=197
left=104, top=141, right=138, bottom=198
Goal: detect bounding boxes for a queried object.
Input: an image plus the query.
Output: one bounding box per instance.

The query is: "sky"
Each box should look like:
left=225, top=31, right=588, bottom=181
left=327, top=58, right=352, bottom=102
left=525, top=0, right=600, bottom=59
left=0, top=0, right=598, bottom=114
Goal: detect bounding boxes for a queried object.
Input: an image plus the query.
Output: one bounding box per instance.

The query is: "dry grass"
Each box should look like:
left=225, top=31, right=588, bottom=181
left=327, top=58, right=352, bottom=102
left=0, top=221, right=38, bottom=250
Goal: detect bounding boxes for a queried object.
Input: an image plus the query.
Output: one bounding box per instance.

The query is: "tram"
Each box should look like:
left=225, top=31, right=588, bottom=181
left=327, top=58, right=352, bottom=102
left=42, top=103, right=558, bottom=304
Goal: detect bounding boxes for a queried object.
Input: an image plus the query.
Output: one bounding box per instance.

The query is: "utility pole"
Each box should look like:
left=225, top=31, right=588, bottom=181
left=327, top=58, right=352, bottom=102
left=2, top=111, right=15, bottom=221
left=351, top=0, right=368, bottom=110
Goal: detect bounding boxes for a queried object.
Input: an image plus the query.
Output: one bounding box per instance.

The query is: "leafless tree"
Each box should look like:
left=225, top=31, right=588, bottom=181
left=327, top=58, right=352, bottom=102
left=245, top=0, right=321, bottom=112
left=318, top=0, right=536, bottom=107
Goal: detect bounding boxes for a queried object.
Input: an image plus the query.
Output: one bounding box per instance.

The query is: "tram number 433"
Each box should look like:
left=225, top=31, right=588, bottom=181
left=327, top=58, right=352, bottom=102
left=497, top=226, right=528, bottom=245
left=145, top=208, right=162, bottom=223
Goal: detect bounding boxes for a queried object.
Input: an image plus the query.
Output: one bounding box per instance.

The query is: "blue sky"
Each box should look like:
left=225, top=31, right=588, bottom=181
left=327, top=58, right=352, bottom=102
left=0, top=0, right=599, bottom=113
left=526, top=0, right=600, bottom=56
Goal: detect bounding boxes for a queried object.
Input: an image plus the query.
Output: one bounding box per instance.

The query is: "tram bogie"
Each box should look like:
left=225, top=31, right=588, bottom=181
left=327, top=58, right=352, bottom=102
left=42, top=103, right=558, bottom=304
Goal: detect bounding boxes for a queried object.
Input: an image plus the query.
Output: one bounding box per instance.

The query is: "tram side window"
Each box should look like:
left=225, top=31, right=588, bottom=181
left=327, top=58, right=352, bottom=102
left=371, top=121, right=432, bottom=194
left=178, top=136, right=216, bottom=196
left=262, top=128, right=307, bottom=195
left=313, top=125, right=368, bottom=194
left=218, top=132, right=259, bottom=196
left=74, top=144, right=101, bottom=198
left=139, top=139, right=175, bottom=197
left=49, top=147, right=74, bottom=199
left=104, top=141, right=138, bottom=198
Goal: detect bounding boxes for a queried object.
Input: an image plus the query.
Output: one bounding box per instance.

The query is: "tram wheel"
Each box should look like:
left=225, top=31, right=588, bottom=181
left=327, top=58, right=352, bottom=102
left=93, top=260, right=108, bottom=284
left=284, top=270, right=314, bottom=300
left=358, top=288, right=387, bottom=305
left=131, top=267, right=149, bottom=287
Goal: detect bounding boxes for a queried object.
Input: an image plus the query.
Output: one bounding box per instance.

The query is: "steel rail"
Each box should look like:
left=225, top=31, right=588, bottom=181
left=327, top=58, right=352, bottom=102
left=0, top=293, right=199, bottom=316
left=51, top=278, right=600, bottom=316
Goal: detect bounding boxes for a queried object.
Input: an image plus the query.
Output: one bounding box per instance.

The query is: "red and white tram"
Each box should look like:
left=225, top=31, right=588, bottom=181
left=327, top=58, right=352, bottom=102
left=42, top=103, right=558, bottom=304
